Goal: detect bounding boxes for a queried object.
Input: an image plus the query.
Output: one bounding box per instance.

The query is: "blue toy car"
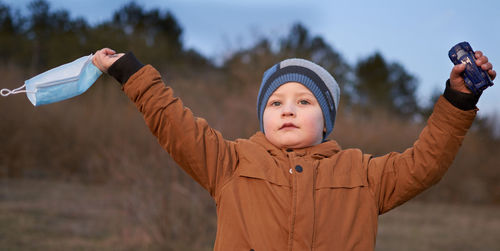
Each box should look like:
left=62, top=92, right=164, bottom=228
left=448, top=42, right=493, bottom=95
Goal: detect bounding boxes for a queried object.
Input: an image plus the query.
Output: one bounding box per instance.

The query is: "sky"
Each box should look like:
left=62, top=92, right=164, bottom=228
left=5, top=0, right=500, bottom=116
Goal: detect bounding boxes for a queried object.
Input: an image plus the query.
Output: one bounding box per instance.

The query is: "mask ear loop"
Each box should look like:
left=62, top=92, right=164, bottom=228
left=1, top=84, right=35, bottom=96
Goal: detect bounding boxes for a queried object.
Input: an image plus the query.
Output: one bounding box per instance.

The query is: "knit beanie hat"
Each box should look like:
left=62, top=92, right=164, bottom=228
left=257, top=58, right=340, bottom=140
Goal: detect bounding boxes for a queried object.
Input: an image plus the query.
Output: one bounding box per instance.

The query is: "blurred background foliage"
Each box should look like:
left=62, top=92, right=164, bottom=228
left=1, top=0, right=499, bottom=250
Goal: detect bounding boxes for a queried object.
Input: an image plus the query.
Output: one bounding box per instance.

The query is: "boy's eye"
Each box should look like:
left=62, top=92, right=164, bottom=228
left=299, top=100, right=310, bottom=105
left=270, top=101, right=281, bottom=106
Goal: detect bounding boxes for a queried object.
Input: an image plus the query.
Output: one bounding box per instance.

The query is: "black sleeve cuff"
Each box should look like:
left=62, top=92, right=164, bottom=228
left=108, top=52, right=144, bottom=85
left=443, top=79, right=480, bottom=111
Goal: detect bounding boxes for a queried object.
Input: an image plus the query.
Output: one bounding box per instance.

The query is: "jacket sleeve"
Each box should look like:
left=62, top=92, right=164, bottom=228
left=120, top=65, right=238, bottom=197
left=365, top=95, right=476, bottom=214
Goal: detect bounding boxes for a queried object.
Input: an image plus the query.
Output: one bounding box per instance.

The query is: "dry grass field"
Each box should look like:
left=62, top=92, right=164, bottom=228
left=376, top=200, right=500, bottom=251
left=1, top=178, right=499, bottom=251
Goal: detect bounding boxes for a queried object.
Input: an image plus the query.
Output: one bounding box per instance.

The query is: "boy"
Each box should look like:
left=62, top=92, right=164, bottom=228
left=93, top=48, right=495, bottom=251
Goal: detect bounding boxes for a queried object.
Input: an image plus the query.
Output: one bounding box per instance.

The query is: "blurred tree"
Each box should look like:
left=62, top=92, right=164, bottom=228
left=0, top=1, right=28, bottom=66
left=27, top=0, right=53, bottom=68
left=222, top=38, right=276, bottom=91
left=354, top=52, right=419, bottom=118
left=26, top=0, right=91, bottom=69
left=222, top=23, right=352, bottom=105
left=107, top=1, right=183, bottom=66
left=1, top=0, right=204, bottom=71
left=279, top=24, right=351, bottom=91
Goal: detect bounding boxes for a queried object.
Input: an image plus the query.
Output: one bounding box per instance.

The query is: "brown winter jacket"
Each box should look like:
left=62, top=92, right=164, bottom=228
left=119, top=64, right=476, bottom=251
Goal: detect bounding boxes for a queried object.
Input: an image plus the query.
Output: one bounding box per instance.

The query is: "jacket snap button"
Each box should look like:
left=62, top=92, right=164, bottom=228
left=295, top=165, right=303, bottom=173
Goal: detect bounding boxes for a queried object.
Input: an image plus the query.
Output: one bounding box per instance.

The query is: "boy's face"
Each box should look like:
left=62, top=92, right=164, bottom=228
left=263, top=82, right=324, bottom=149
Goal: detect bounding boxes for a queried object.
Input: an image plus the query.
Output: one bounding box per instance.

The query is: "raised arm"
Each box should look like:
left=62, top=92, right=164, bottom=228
left=367, top=50, right=495, bottom=214
left=94, top=48, right=238, bottom=197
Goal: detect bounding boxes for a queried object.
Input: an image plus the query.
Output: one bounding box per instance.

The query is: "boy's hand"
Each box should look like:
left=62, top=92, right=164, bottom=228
left=92, top=48, right=124, bottom=73
left=450, top=50, right=496, bottom=94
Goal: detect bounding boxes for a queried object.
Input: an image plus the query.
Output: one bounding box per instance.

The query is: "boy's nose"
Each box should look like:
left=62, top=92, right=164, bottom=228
left=282, top=111, right=294, bottom=117
left=281, top=104, right=296, bottom=117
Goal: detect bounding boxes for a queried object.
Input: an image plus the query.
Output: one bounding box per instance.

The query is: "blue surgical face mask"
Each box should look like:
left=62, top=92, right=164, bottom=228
left=1, top=54, right=102, bottom=106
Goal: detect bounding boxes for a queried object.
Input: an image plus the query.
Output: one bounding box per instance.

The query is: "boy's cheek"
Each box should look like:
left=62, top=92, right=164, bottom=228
left=262, top=110, right=280, bottom=130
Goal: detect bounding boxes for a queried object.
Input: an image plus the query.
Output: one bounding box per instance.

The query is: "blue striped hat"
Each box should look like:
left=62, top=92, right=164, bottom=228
left=257, top=58, right=340, bottom=140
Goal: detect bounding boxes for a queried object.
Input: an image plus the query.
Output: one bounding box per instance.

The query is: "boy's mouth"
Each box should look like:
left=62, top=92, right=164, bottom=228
left=280, top=123, right=299, bottom=130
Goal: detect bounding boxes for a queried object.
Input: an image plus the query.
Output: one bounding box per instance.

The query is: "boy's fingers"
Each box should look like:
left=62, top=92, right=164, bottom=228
left=109, top=53, right=125, bottom=58
left=95, top=48, right=104, bottom=55
left=94, top=48, right=115, bottom=57
left=451, top=63, right=466, bottom=77
left=450, top=64, right=471, bottom=94
left=101, top=48, right=116, bottom=55
left=475, top=50, right=483, bottom=59
left=474, top=52, right=495, bottom=80
left=476, top=55, right=488, bottom=66
left=481, top=62, right=492, bottom=71
left=489, top=69, right=496, bottom=80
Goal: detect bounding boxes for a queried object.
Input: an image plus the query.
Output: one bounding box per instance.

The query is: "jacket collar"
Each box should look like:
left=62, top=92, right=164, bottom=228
left=249, top=132, right=341, bottom=159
